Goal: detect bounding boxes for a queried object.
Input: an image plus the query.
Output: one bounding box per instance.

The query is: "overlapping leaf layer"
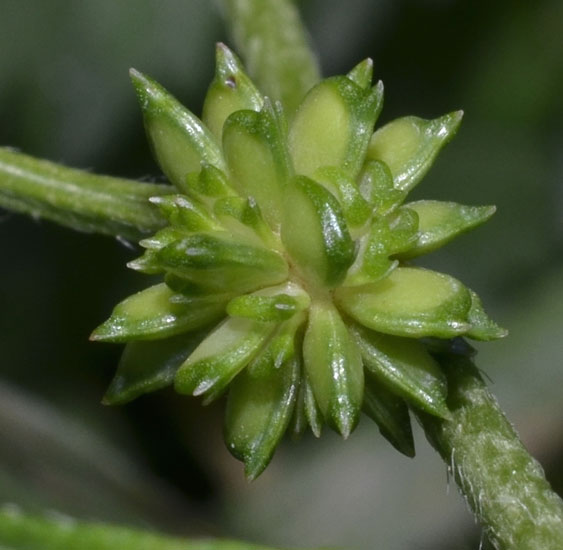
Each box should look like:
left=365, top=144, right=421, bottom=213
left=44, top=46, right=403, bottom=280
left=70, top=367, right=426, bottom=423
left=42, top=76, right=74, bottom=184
left=92, top=44, right=506, bottom=479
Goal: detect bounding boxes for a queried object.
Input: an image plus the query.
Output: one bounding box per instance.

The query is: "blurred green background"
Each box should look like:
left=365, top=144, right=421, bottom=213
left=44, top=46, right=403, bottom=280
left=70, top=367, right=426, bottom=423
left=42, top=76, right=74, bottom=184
left=0, top=1, right=562, bottom=549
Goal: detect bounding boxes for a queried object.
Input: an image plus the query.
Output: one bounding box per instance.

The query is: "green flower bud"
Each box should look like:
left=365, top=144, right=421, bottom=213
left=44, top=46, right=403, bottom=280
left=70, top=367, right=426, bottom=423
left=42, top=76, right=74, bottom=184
left=94, top=45, right=506, bottom=479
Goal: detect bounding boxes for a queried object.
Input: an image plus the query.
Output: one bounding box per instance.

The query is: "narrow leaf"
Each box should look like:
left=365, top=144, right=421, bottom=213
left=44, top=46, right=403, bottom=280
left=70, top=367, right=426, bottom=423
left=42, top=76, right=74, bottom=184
left=225, top=351, right=299, bottom=480
left=347, top=58, right=374, bottom=89
left=336, top=267, right=472, bottom=338
left=363, top=373, right=415, bottom=457
left=351, top=323, right=450, bottom=418
left=282, top=175, right=355, bottom=288
left=103, top=330, right=209, bottom=405
left=367, top=111, right=463, bottom=192
left=202, top=43, right=264, bottom=140
left=155, top=232, right=289, bottom=294
left=222, top=102, right=291, bottom=229
left=398, top=200, right=496, bottom=258
left=91, top=283, right=226, bottom=342
left=289, top=77, right=384, bottom=179
left=466, top=290, right=508, bottom=341
left=130, top=69, right=225, bottom=189
left=174, top=317, right=275, bottom=400
left=302, top=301, right=363, bottom=438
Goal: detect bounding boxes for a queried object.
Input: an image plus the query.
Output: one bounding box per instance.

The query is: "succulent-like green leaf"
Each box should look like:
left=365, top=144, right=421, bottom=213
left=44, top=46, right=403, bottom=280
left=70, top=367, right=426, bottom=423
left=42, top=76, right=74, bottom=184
left=303, top=301, right=363, bottom=437
left=363, top=373, right=415, bottom=457
left=282, top=175, right=355, bottom=287
left=346, top=58, right=373, bottom=89
left=213, top=196, right=278, bottom=248
left=130, top=69, right=225, bottom=189
left=91, top=283, right=226, bottom=342
left=154, top=232, right=289, bottom=294
left=358, top=160, right=406, bottom=216
left=398, top=201, right=496, bottom=259
left=149, top=194, right=220, bottom=232
left=183, top=163, right=238, bottom=203
left=303, top=372, right=323, bottom=437
left=466, top=290, right=508, bottom=341
left=174, top=317, right=275, bottom=400
left=314, top=166, right=372, bottom=230
left=367, top=111, right=463, bottom=192
left=222, top=101, right=291, bottom=229
left=225, top=349, right=299, bottom=479
left=289, top=76, right=384, bottom=179
left=103, top=330, right=208, bottom=405
left=344, top=207, right=418, bottom=287
left=351, top=324, right=450, bottom=418
left=202, top=43, right=264, bottom=140
left=336, top=267, right=472, bottom=338
left=227, top=282, right=310, bottom=322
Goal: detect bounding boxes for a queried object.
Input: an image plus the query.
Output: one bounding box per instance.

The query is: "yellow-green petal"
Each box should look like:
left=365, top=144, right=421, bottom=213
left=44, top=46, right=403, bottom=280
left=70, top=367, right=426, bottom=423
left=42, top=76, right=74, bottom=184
left=398, top=201, right=496, bottom=259
left=351, top=324, right=449, bottom=418
left=336, top=267, right=472, bottom=338
left=225, top=350, right=299, bottom=480
left=202, top=43, right=264, bottom=140
left=91, top=283, right=226, bottom=342
left=130, top=69, right=225, bottom=189
left=302, top=301, right=363, bottom=438
left=174, top=317, right=275, bottom=400
left=367, top=111, right=463, bottom=192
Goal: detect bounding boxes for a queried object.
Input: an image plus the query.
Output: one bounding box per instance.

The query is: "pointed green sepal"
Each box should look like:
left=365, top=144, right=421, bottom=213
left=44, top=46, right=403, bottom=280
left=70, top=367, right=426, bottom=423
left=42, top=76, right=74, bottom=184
left=314, top=166, right=372, bottom=230
left=344, top=208, right=418, bottom=286
left=359, top=160, right=406, bottom=216
left=351, top=324, right=450, bottom=418
left=303, top=372, right=324, bottom=437
left=90, top=283, right=226, bottom=342
left=227, top=283, right=310, bottom=323
left=202, top=43, right=264, bottom=140
left=363, top=374, right=415, bottom=457
left=149, top=195, right=220, bottom=232
left=346, top=58, right=374, bottom=89
left=183, top=163, right=238, bottom=202
left=290, top=76, right=384, bottom=179
left=155, top=233, right=289, bottom=294
left=302, top=301, right=363, bottom=438
left=336, top=267, right=472, bottom=338
left=130, top=69, right=225, bottom=189
left=222, top=101, right=291, bottom=229
left=213, top=196, right=278, bottom=249
left=282, top=175, right=355, bottom=287
left=367, top=111, right=463, bottom=192
left=138, top=226, right=187, bottom=250
left=398, top=201, right=496, bottom=258
left=225, top=348, right=299, bottom=480
left=466, top=290, right=508, bottom=341
left=103, top=330, right=208, bottom=405
left=174, top=317, right=275, bottom=400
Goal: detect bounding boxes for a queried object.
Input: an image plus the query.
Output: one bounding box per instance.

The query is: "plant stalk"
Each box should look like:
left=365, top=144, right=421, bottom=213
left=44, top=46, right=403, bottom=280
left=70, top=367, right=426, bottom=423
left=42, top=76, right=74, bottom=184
left=0, top=507, right=285, bottom=550
left=0, top=148, right=170, bottom=240
left=420, top=355, right=563, bottom=550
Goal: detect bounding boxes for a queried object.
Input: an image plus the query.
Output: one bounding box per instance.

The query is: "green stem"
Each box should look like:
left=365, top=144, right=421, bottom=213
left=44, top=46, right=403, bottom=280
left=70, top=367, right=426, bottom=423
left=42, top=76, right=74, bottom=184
left=0, top=508, right=283, bottom=550
left=0, top=148, right=170, bottom=241
left=220, top=0, right=321, bottom=116
left=420, top=355, right=563, bottom=550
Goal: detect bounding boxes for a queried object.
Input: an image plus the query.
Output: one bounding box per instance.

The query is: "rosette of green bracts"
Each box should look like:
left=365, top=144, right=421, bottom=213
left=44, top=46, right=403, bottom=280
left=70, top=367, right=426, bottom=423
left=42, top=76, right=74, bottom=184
left=92, top=44, right=506, bottom=479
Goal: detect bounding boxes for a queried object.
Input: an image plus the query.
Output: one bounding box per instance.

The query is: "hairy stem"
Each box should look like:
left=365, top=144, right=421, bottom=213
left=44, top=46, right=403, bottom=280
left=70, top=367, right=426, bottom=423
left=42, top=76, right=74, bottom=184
left=220, top=0, right=321, bottom=116
left=420, top=355, right=563, bottom=550
left=0, top=507, right=284, bottom=550
left=0, top=148, right=170, bottom=240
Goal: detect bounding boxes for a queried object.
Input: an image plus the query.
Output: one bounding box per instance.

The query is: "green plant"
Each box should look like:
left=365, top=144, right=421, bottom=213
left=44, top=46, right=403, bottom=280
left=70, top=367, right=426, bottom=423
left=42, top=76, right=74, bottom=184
left=1, top=1, right=562, bottom=549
